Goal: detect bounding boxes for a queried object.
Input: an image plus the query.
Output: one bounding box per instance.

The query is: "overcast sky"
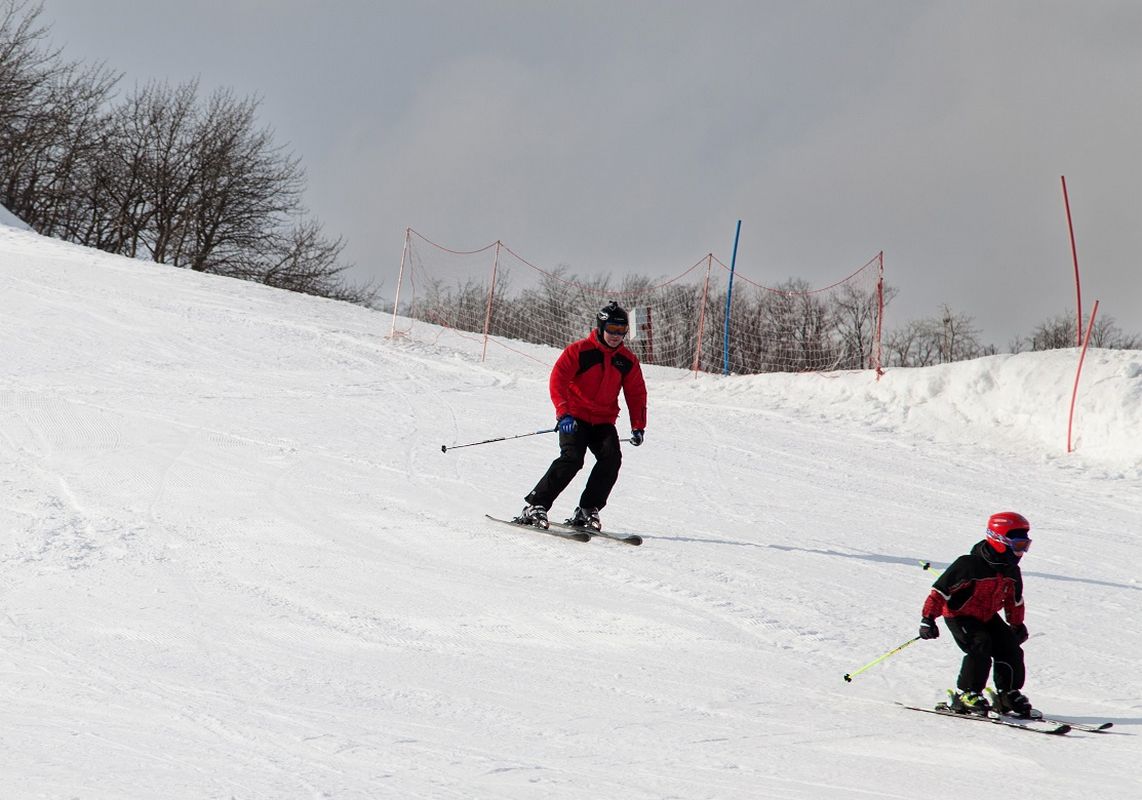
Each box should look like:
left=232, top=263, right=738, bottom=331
left=39, top=0, right=1142, bottom=347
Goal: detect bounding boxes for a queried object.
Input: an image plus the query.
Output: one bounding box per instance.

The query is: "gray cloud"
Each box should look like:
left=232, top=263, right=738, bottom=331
left=41, top=0, right=1142, bottom=347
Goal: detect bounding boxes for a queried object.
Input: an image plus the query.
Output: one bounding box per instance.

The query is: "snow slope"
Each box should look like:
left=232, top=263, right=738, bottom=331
left=0, top=203, right=30, bottom=231
left=1, top=225, right=1139, bottom=799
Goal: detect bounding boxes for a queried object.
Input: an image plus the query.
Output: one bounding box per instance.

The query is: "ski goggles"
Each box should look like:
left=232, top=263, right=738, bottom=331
left=989, top=530, right=1032, bottom=553
left=603, top=322, right=629, bottom=336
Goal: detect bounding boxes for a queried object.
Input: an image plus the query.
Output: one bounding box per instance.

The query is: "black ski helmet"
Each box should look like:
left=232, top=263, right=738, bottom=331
left=596, top=301, right=629, bottom=336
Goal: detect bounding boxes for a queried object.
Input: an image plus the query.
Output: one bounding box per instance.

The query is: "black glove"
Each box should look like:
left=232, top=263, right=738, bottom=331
left=919, top=617, right=940, bottom=640
left=630, top=429, right=645, bottom=446
left=1011, top=623, right=1029, bottom=644
left=556, top=415, right=577, bottom=435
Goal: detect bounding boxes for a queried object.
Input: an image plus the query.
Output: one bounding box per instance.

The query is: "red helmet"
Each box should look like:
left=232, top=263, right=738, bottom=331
left=985, top=511, right=1032, bottom=555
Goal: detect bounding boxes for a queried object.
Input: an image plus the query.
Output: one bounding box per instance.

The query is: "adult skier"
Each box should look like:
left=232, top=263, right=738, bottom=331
left=918, top=511, right=1035, bottom=718
left=514, top=301, right=647, bottom=530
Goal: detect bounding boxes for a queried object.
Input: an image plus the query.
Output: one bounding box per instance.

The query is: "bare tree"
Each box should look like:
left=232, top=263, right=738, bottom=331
left=1, top=4, right=370, bottom=304
left=1026, top=313, right=1076, bottom=351
left=884, top=305, right=987, bottom=366
left=33, top=63, right=118, bottom=239
left=259, top=217, right=376, bottom=304
left=0, top=1, right=117, bottom=234
left=0, top=1, right=53, bottom=149
left=757, top=279, right=837, bottom=372
left=1020, top=312, right=1142, bottom=351
left=182, top=88, right=304, bottom=275
left=835, top=282, right=896, bottom=369
left=70, top=80, right=200, bottom=261
left=1089, top=315, right=1142, bottom=349
left=933, top=304, right=984, bottom=363
left=885, top=320, right=917, bottom=367
left=886, top=319, right=940, bottom=367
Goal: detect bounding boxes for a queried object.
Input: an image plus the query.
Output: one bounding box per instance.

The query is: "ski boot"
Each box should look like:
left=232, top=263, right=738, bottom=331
left=947, top=689, right=991, bottom=716
left=988, top=688, right=1035, bottom=719
left=566, top=506, right=602, bottom=531
left=514, top=504, right=549, bottom=529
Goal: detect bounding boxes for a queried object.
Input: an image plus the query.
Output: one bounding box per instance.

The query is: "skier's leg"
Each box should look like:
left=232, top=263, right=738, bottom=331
left=525, top=430, right=588, bottom=509
left=988, top=616, right=1026, bottom=692
left=578, top=424, right=621, bottom=510
left=945, top=617, right=993, bottom=692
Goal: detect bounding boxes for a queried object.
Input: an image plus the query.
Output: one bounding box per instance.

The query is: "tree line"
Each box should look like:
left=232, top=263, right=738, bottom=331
left=885, top=305, right=1141, bottom=366
left=410, top=270, right=885, bottom=373
left=0, top=0, right=371, bottom=303
left=410, top=270, right=1140, bottom=374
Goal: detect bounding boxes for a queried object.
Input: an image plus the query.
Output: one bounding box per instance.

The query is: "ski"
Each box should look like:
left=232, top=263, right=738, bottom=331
left=550, top=521, right=643, bottom=546
left=590, top=529, right=643, bottom=546
left=981, top=690, right=1114, bottom=732
left=1013, top=714, right=1113, bottom=733
left=897, top=703, right=1071, bottom=735
left=485, top=514, right=591, bottom=542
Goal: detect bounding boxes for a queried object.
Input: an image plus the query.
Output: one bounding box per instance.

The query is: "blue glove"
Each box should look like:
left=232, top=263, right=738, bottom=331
left=557, top=415, right=577, bottom=435
left=630, top=429, right=645, bottom=446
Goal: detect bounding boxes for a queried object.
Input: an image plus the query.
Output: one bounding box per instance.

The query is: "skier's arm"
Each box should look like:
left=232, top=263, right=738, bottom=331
left=921, top=589, right=948, bottom=620
left=623, top=360, right=647, bottom=431
left=548, top=344, right=579, bottom=419
left=1004, top=573, right=1026, bottom=626
left=921, top=555, right=973, bottom=619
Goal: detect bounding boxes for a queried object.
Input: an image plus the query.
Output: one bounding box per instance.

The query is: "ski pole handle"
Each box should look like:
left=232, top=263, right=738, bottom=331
left=843, top=636, right=921, bottom=683
left=441, top=426, right=557, bottom=453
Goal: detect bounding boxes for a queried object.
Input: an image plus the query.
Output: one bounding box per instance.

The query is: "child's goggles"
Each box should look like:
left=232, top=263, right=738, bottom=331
left=990, top=531, right=1032, bottom=553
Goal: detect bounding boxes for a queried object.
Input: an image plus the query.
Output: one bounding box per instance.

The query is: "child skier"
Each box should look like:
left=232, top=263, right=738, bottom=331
left=918, top=511, right=1034, bottom=717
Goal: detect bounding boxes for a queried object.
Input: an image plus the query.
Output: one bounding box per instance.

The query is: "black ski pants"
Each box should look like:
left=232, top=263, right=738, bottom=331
left=945, top=614, right=1026, bottom=693
left=525, top=422, right=622, bottom=512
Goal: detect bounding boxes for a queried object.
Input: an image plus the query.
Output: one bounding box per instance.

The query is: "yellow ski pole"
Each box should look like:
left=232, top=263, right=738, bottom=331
left=843, top=637, right=921, bottom=682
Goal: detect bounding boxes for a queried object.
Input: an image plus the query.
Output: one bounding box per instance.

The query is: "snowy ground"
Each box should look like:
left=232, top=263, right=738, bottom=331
left=1, top=223, right=1139, bottom=799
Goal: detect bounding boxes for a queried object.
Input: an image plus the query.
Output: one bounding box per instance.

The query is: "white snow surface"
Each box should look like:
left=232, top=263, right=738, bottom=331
left=0, top=202, right=31, bottom=231
left=1, top=225, right=1140, bottom=798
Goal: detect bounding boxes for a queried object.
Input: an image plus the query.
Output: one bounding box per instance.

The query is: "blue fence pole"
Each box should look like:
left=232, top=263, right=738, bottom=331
left=722, top=220, right=742, bottom=375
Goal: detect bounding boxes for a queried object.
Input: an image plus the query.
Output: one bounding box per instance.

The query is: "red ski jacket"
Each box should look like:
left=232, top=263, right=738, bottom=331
left=549, top=330, right=647, bottom=430
left=921, top=540, right=1025, bottom=625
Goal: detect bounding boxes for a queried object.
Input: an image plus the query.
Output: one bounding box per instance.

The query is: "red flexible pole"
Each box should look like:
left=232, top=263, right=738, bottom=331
left=1061, top=176, right=1083, bottom=347
left=1066, top=299, right=1099, bottom=453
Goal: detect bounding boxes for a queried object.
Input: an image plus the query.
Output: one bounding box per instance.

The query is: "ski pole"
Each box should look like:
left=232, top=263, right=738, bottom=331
left=843, top=636, right=921, bottom=682
left=919, top=560, right=943, bottom=576
left=441, top=426, right=557, bottom=453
